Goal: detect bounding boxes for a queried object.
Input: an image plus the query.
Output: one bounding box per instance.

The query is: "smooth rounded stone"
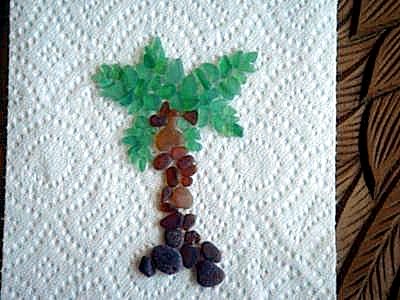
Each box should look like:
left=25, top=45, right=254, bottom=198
left=182, top=214, right=196, bottom=230
left=170, top=187, right=193, bottom=209
left=180, top=244, right=200, bottom=268
left=184, top=230, right=201, bottom=244
left=176, top=155, right=195, bottom=170
left=155, top=125, right=183, bottom=151
left=201, top=241, right=222, bottom=263
left=170, top=146, right=188, bottom=161
left=183, top=111, right=198, bottom=125
left=153, top=153, right=172, bottom=170
left=149, top=114, right=167, bottom=127
left=138, top=256, right=155, bottom=277
left=180, top=164, right=197, bottom=177
left=160, top=186, right=173, bottom=202
left=160, top=212, right=183, bottom=229
left=164, top=229, right=184, bottom=248
left=166, top=167, right=179, bottom=187
left=196, top=260, right=225, bottom=287
left=151, top=245, right=183, bottom=274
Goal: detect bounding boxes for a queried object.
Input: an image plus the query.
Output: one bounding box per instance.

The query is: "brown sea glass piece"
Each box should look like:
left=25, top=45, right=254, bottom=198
left=159, top=202, right=177, bottom=213
left=159, top=102, right=170, bottom=117
left=170, top=186, right=193, bottom=209
left=170, top=146, right=188, bottom=161
left=176, top=155, right=195, bottom=170
left=166, top=167, right=179, bottom=187
left=155, top=117, right=183, bottom=151
left=153, top=153, right=172, bottom=170
left=180, top=165, right=197, bottom=177
left=180, top=176, right=193, bottom=187
left=183, top=111, right=198, bottom=125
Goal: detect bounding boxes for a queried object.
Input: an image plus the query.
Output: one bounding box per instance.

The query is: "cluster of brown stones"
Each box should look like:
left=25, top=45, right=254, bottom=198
left=138, top=102, right=225, bottom=287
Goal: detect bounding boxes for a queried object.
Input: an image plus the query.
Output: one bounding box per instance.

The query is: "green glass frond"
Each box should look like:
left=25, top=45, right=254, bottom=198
left=92, top=37, right=257, bottom=170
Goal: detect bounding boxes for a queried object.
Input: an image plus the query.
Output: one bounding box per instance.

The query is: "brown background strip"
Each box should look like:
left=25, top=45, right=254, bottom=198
left=337, top=0, right=400, bottom=299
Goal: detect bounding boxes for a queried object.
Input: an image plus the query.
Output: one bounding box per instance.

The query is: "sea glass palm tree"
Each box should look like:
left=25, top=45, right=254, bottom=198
left=92, top=37, right=257, bottom=287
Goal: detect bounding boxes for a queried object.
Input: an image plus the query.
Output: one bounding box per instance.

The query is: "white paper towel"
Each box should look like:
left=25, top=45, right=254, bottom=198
left=3, top=0, right=336, bottom=298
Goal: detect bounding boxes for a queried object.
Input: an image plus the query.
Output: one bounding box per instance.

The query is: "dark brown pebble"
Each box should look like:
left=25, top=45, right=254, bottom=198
left=182, top=214, right=196, bottom=230
left=165, top=229, right=184, bottom=248
left=184, top=230, right=201, bottom=244
left=180, top=165, right=197, bottom=177
left=151, top=245, right=182, bottom=274
left=153, top=153, right=172, bottom=170
left=161, top=186, right=173, bottom=202
left=201, top=241, right=221, bottom=263
left=138, top=256, right=155, bottom=277
left=176, top=155, right=195, bottom=170
left=159, top=102, right=170, bottom=117
left=180, top=176, right=193, bottom=187
left=196, top=260, right=225, bottom=287
left=166, top=167, right=179, bottom=187
left=183, top=111, right=198, bottom=125
left=149, top=114, right=167, bottom=127
left=180, top=245, right=200, bottom=268
left=170, top=146, right=188, bottom=160
left=160, top=212, right=183, bottom=229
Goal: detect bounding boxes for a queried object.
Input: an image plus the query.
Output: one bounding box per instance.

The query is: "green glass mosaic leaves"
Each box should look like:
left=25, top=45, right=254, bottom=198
left=177, top=118, right=202, bottom=152
left=92, top=37, right=257, bottom=171
left=122, top=116, right=157, bottom=171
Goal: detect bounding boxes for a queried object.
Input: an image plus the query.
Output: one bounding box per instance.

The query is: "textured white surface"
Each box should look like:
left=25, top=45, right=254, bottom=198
left=3, top=0, right=336, bottom=299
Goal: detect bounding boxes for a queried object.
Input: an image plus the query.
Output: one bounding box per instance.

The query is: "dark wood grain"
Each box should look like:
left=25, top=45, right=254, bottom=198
left=337, top=0, right=400, bottom=299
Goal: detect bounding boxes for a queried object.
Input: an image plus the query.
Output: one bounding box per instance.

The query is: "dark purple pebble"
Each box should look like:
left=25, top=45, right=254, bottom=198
left=180, top=244, right=200, bottom=268
left=196, top=260, right=225, bottom=287
left=182, top=214, right=196, bottom=230
left=151, top=245, right=182, bottom=274
left=138, top=256, right=155, bottom=277
left=184, top=230, right=201, bottom=244
left=165, top=229, right=184, bottom=248
left=201, top=241, right=221, bottom=263
left=160, top=212, right=183, bottom=230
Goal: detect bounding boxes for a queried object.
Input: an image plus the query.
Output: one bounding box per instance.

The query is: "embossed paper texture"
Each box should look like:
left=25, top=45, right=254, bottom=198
left=3, top=0, right=336, bottom=299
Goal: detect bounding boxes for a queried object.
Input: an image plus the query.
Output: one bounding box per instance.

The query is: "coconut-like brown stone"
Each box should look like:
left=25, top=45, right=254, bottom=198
left=170, top=187, right=193, bottom=209
left=155, top=118, right=183, bottom=151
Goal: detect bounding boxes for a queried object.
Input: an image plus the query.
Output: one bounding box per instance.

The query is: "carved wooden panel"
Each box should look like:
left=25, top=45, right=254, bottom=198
left=337, top=0, right=400, bottom=299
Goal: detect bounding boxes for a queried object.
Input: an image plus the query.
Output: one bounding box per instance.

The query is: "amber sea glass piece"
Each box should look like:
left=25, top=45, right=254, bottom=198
left=155, top=118, right=183, bottom=151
